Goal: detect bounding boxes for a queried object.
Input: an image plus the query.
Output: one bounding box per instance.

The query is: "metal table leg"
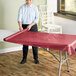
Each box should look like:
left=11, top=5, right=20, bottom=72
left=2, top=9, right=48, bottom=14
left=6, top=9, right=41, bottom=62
left=65, top=52, right=69, bottom=72
left=58, top=51, right=70, bottom=76
left=58, top=51, right=62, bottom=76
left=41, top=48, right=70, bottom=76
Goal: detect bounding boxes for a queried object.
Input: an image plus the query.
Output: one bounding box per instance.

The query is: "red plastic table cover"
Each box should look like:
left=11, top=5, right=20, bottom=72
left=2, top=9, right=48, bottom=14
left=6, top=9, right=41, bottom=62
left=4, top=29, right=76, bottom=56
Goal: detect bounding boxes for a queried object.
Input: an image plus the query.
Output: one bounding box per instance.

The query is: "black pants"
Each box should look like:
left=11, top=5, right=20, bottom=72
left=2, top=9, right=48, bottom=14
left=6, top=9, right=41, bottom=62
left=22, top=24, right=38, bottom=60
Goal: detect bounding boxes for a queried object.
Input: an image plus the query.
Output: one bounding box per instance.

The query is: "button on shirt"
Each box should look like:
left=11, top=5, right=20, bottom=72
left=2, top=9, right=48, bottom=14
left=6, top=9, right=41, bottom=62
left=17, top=3, right=39, bottom=24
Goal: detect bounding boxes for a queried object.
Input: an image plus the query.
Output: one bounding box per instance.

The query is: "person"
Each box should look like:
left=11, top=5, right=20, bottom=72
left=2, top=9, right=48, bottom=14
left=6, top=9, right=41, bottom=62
left=17, top=0, right=39, bottom=64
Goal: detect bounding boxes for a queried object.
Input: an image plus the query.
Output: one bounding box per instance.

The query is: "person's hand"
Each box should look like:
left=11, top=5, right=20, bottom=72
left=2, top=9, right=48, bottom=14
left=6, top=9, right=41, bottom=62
left=27, top=24, right=32, bottom=30
left=19, top=26, right=23, bottom=31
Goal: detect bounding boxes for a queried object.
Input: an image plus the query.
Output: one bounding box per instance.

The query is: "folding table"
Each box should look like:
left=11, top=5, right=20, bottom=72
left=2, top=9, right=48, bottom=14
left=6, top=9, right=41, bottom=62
left=4, top=29, right=76, bottom=76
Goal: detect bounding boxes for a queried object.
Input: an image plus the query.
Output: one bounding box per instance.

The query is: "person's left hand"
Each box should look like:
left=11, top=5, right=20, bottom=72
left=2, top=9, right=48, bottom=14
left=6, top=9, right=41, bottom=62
left=27, top=24, right=32, bottom=30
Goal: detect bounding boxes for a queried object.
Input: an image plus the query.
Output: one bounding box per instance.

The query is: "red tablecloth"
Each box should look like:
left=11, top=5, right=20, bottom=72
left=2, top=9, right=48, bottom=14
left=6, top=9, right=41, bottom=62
left=4, top=29, right=76, bottom=56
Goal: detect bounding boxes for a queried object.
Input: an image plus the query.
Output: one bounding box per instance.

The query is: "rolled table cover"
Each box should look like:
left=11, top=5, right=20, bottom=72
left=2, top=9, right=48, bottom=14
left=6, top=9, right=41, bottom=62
left=4, top=28, right=76, bottom=56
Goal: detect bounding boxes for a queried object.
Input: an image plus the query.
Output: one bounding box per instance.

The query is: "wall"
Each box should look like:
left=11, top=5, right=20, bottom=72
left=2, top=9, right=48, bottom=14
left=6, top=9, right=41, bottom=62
left=0, top=0, right=25, bottom=30
left=55, top=17, right=76, bottom=35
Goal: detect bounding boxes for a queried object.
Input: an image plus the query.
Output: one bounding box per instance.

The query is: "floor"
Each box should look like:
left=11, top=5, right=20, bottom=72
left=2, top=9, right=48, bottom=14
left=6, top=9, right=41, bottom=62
left=0, top=48, right=76, bottom=76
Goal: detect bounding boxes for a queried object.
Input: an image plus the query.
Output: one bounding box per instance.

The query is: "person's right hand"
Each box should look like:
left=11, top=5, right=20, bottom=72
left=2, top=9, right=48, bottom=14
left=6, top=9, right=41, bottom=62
left=19, top=27, right=23, bottom=31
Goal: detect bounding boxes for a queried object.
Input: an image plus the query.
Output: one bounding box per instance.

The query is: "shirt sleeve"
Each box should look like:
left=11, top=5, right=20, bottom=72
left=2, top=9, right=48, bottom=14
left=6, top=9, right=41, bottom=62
left=17, top=7, right=23, bottom=23
left=33, top=7, right=39, bottom=24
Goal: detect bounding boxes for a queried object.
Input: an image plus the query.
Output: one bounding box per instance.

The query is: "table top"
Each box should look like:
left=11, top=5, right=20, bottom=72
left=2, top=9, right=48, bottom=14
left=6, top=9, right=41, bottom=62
left=4, top=29, right=76, bottom=56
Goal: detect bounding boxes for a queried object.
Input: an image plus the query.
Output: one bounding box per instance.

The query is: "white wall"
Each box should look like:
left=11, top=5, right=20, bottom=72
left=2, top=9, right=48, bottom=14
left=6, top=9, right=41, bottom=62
left=55, top=17, right=76, bottom=35
left=47, top=0, right=57, bottom=12
left=0, top=0, right=25, bottom=30
left=47, top=0, right=76, bottom=35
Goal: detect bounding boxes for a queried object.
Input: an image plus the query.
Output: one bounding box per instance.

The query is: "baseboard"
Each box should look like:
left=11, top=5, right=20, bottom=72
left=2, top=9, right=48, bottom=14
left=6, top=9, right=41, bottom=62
left=0, top=46, right=32, bottom=53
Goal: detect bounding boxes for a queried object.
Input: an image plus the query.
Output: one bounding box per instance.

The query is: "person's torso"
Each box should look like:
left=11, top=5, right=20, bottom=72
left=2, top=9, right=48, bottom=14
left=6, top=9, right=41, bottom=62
left=21, top=4, right=36, bottom=24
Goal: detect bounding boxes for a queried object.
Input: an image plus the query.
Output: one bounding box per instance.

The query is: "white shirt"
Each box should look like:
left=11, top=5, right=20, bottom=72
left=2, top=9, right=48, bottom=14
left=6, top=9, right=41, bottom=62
left=17, top=3, right=39, bottom=24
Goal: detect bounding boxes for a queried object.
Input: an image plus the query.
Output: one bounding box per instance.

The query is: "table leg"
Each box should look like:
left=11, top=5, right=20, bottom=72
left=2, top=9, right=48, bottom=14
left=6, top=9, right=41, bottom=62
left=42, top=48, right=70, bottom=76
left=58, top=51, right=62, bottom=76
left=65, top=52, right=69, bottom=72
